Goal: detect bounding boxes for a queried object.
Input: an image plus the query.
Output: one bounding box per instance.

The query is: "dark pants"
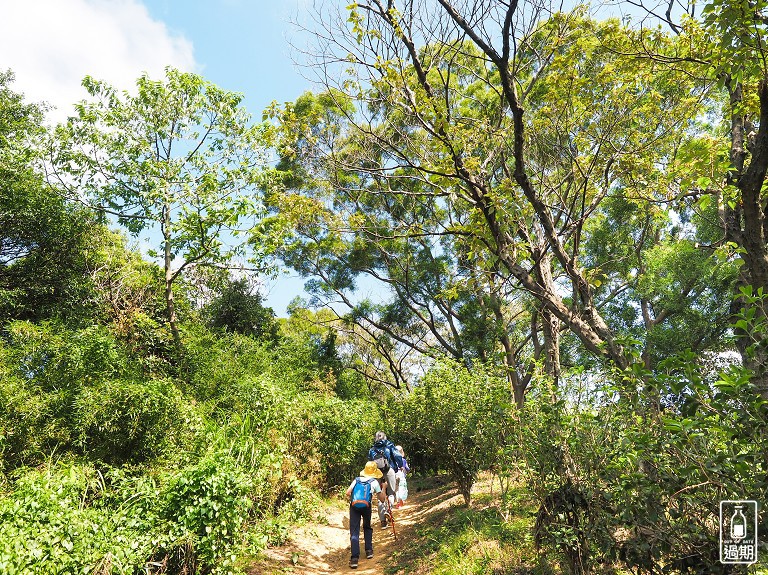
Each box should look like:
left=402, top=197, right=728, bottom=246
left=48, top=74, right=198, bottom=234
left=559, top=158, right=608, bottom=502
left=349, top=504, right=373, bottom=559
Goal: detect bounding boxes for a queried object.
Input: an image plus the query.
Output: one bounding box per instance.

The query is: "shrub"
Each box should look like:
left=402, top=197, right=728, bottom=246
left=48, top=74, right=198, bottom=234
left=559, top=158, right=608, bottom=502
left=112, top=311, right=176, bottom=378
left=399, top=359, right=512, bottom=504
left=0, top=463, right=161, bottom=575
left=74, top=377, right=184, bottom=464
left=159, top=453, right=253, bottom=574
left=5, top=321, right=134, bottom=389
left=305, top=396, right=382, bottom=488
left=0, top=368, right=71, bottom=471
left=0, top=322, right=143, bottom=469
left=182, top=325, right=279, bottom=407
left=0, top=322, right=184, bottom=469
left=517, top=357, right=768, bottom=575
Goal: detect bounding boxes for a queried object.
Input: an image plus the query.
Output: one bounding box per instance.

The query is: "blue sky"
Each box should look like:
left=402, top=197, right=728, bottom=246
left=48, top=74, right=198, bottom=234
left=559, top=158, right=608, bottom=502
left=140, top=0, right=317, bottom=315
left=1, top=0, right=324, bottom=315
left=142, top=0, right=312, bottom=114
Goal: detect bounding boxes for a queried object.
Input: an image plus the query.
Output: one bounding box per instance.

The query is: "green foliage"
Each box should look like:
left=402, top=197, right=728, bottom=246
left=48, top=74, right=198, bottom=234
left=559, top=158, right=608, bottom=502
left=0, top=71, right=103, bottom=327
left=0, top=182, right=101, bottom=326
left=203, top=277, right=279, bottom=343
left=113, top=310, right=178, bottom=378
left=52, top=67, right=270, bottom=343
left=266, top=6, right=726, bottom=396
left=0, top=457, right=255, bottom=575
left=181, top=324, right=294, bottom=408
left=74, top=377, right=183, bottom=464
left=701, top=0, right=768, bottom=87
left=0, top=321, right=183, bottom=469
left=180, top=322, right=380, bottom=494
left=246, top=478, right=319, bottom=550
left=4, top=8, right=768, bottom=575
left=514, top=356, right=768, bottom=575
left=305, top=396, right=382, bottom=488
left=426, top=507, right=530, bottom=575
left=86, top=230, right=170, bottom=328
left=280, top=303, right=355, bottom=396
left=0, top=463, right=160, bottom=575
left=399, top=359, right=512, bottom=504
left=583, top=190, right=738, bottom=366
left=160, top=454, right=253, bottom=574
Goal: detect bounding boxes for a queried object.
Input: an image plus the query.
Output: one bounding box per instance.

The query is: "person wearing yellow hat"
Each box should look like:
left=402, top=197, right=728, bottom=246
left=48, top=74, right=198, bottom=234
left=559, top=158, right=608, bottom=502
left=345, top=461, right=387, bottom=569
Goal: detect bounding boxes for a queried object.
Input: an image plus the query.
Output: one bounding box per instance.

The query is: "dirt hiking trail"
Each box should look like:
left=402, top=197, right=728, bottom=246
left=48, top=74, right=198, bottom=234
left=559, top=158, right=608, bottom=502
left=248, top=480, right=463, bottom=575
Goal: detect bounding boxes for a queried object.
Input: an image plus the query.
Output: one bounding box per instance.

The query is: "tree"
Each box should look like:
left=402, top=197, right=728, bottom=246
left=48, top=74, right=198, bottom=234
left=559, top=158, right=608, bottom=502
left=50, top=67, right=268, bottom=346
left=0, top=70, right=101, bottom=325
left=263, top=90, right=543, bottom=398
left=203, top=276, right=279, bottom=343
left=269, top=6, right=723, bottom=399
left=605, top=0, right=768, bottom=397
left=399, top=359, right=511, bottom=504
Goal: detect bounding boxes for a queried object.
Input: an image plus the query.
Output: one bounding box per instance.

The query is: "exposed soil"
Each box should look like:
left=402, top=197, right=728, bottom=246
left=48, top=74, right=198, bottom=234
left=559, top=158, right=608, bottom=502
left=247, top=479, right=464, bottom=575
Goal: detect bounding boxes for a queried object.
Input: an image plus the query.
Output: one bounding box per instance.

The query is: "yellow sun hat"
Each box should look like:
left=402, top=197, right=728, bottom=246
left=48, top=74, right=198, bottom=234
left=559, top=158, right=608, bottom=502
left=360, top=461, right=383, bottom=479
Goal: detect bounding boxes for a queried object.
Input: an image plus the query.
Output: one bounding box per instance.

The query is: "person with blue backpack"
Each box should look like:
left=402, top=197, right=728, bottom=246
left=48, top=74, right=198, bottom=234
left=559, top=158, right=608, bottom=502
left=367, top=431, right=404, bottom=529
left=345, top=461, right=386, bottom=569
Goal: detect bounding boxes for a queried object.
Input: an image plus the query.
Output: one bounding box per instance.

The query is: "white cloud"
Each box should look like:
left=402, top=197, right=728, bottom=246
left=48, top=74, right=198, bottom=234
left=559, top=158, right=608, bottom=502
left=0, top=0, right=196, bottom=124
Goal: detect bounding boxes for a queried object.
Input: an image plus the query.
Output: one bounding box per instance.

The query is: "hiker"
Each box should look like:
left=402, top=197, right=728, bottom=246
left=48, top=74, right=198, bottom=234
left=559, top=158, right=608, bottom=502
left=346, top=461, right=386, bottom=569
left=394, top=445, right=409, bottom=508
left=368, top=431, right=404, bottom=528
left=396, top=445, right=410, bottom=474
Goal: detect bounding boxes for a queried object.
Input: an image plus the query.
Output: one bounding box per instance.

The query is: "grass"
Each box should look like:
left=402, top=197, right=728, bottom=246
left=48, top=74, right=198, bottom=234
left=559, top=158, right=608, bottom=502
left=243, top=471, right=768, bottom=575
left=395, top=474, right=768, bottom=575
left=385, top=473, right=557, bottom=575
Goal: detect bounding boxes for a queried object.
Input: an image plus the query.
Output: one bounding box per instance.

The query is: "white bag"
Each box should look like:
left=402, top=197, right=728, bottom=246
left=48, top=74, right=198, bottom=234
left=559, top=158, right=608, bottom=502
left=396, top=470, right=408, bottom=501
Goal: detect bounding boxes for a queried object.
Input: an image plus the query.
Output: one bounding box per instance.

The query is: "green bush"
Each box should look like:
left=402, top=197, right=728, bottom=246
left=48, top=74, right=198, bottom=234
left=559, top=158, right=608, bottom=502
left=0, top=463, right=161, bottom=575
left=5, top=322, right=134, bottom=389
left=0, top=322, right=186, bottom=469
left=305, top=396, right=382, bottom=488
left=181, top=324, right=378, bottom=489
left=182, top=325, right=288, bottom=408
left=0, top=457, right=258, bottom=575
left=183, top=326, right=252, bottom=404
left=74, top=377, right=183, bottom=464
left=159, top=453, right=253, bottom=574
left=0, top=322, right=139, bottom=469
left=246, top=478, right=319, bottom=550
left=0, top=369, right=70, bottom=471
left=112, top=310, right=176, bottom=378
left=0, top=314, right=402, bottom=573
left=516, top=356, right=768, bottom=575
left=399, top=359, right=512, bottom=504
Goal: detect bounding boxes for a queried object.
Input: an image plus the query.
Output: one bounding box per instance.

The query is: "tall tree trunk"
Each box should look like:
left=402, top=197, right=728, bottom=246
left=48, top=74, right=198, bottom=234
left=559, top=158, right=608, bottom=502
left=536, top=251, right=562, bottom=386
left=162, top=201, right=181, bottom=348
left=542, top=309, right=561, bottom=387
left=509, top=371, right=527, bottom=409
left=724, top=78, right=768, bottom=398
left=489, top=288, right=533, bottom=407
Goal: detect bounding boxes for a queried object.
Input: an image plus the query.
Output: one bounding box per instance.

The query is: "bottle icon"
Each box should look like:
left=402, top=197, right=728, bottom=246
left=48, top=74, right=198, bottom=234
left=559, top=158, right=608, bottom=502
left=731, top=505, right=747, bottom=540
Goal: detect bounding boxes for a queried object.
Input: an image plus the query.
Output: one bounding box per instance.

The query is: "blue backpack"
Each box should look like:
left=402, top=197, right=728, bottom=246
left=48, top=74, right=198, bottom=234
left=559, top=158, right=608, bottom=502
left=369, top=443, right=392, bottom=473
left=351, top=478, right=375, bottom=509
